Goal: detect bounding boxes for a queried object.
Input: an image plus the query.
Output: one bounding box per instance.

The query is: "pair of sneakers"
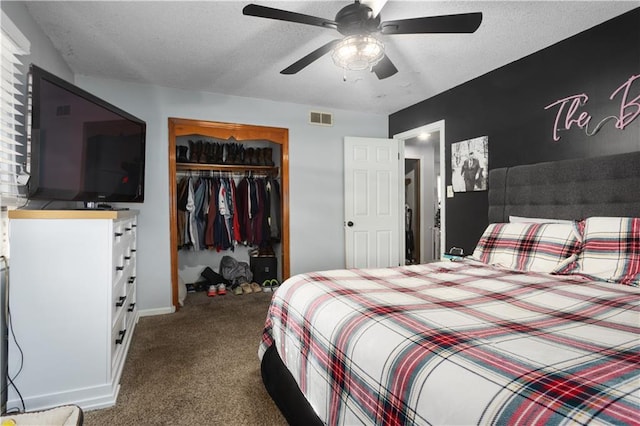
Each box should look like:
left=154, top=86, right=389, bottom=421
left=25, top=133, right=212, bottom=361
left=207, top=283, right=227, bottom=297
left=261, top=279, right=280, bottom=292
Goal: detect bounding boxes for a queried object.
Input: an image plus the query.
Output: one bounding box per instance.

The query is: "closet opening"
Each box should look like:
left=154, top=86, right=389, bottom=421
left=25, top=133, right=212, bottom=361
left=168, top=118, right=289, bottom=309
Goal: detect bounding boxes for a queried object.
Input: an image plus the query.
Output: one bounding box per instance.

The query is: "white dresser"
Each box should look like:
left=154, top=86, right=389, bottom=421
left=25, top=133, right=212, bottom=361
left=6, top=210, right=138, bottom=411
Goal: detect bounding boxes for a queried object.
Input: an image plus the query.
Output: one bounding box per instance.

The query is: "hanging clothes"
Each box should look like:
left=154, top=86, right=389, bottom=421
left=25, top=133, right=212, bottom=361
left=236, top=177, right=249, bottom=243
left=186, top=177, right=198, bottom=250
left=204, top=178, right=219, bottom=248
left=177, top=173, right=281, bottom=252
left=230, top=179, right=242, bottom=243
left=176, top=176, right=189, bottom=248
left=267, top=177, right=281, bottom=242
left=193, top=178, right=208, bottom=251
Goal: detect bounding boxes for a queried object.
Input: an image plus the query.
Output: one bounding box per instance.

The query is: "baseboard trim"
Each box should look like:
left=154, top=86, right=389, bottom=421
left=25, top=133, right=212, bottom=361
left=138, top=306, right=175, bottom=317
left=7, top=381, right=118, bottom=412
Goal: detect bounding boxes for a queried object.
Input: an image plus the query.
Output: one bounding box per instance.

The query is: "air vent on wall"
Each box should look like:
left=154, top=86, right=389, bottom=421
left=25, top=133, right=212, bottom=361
left=309, top=111, right=333, bottom=126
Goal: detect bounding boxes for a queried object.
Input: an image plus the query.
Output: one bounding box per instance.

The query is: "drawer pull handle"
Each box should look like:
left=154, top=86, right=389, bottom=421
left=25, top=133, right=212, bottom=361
left=116, top=296, right=127, bottom=307
left=124, top=256, right=131, bottom=260
left=115, top=329, right=127, bottom=345
left=116, top=266, right=124, bottom=271
left=128, top=276, right=136, bottom=284
left=114, top=232, right=123, bottom=237
left=128, top=303, right=136, bottom=312
left=132, top=224, right=137, bottom=228
left=131, top=249, right=137, bottom=253
left=125, top=227, right=132, bottom=231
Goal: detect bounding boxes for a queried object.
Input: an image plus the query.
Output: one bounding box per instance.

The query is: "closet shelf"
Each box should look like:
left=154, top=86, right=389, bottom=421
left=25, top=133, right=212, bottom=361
left=176, top=162, right=279, bottom=174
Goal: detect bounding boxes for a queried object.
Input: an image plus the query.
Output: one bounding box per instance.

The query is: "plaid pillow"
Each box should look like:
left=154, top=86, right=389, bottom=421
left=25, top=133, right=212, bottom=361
left=572, top=217, right=640, bottom=286
left=472, top=222, right=582, bottom=273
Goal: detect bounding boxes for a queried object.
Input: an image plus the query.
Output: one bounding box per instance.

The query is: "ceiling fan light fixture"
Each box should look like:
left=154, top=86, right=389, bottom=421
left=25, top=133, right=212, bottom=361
left=331, top=35, right=384, bottom=71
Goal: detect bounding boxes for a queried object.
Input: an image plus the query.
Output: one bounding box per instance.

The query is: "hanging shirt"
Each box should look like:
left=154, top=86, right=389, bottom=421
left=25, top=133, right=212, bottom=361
left=230, top=179, right=242, bottom=244
left=176, top=177, right=189, bottom=248
left=268, top=177, right=281, bottom=242
left=205, top=178, right=219, bottom=248
left=236, top=178, right=249, bottom=243
left=186, top=177, right=198, bottom=250
left=193, top=178, right=208, bottom=251
left=219, top=178, right=233, bottom=249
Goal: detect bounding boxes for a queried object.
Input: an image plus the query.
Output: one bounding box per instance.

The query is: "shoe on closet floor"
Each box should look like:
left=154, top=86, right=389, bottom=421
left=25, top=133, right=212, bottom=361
left=250, top=282, right=262, bottom=293
left=207, top=284, right=217, bottom=297
left=216, top=283, right=227, bottom=295
left=240, top=282, right=252, bottom=294
left=262, top=279, right=280, bottom=292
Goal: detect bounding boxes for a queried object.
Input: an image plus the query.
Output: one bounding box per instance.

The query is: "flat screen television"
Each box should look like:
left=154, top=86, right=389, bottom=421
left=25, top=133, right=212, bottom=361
left=28, top=64, right=146, bottom=205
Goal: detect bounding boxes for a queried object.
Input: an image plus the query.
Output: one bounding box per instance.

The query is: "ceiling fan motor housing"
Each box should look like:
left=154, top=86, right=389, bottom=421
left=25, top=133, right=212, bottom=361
left=335, top=2, right=381, bottom=36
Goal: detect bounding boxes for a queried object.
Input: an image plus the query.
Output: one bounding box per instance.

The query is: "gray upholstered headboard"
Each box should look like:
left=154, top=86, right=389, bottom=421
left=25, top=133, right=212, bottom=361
left=488, top=151, right=640, bottom=223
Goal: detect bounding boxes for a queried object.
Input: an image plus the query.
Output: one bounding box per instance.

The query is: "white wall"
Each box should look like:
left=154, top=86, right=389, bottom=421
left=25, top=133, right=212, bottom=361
left=74, top=75, right=388, bottom=313
left=1, top=2, right=73, bottom=83
left=3, top=0, right=388, bottom=315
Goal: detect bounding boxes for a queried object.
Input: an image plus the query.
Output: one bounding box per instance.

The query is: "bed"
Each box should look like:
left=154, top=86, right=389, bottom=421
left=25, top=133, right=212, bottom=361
left=259, top=151, right=640, bottom=426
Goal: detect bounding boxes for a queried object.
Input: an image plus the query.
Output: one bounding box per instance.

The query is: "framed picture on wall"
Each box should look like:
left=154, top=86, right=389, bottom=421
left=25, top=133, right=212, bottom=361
left=451, top=136, right=488, bottom=192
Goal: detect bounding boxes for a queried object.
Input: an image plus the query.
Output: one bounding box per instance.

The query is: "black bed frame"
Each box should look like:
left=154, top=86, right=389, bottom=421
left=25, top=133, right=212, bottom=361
left=261, top=150, right=640, bottom=425
left=262, top=345, right=323, bottom=425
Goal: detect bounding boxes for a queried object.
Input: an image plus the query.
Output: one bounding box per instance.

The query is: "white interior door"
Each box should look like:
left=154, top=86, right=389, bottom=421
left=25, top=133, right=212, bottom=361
left=344, top=137, right=399, bottom=269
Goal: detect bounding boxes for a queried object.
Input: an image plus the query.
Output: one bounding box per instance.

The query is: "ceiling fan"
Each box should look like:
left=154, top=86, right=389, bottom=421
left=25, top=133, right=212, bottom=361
left=242, top=0, right=482, bottom=80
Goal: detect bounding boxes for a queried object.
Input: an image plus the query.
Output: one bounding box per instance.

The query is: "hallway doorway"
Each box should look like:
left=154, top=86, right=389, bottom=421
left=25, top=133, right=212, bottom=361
left=405, top=158, right=420, bottom=264
left=395, top=121, right=445, bottom=263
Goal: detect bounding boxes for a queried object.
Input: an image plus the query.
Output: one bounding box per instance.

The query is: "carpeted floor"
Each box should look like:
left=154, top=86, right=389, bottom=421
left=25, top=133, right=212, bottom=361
left=83, top=290, right=287, bottom=425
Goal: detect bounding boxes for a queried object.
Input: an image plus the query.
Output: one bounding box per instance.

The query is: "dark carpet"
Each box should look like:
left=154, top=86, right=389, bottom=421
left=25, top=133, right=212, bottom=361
left=83, top=291, right=287, bottom=425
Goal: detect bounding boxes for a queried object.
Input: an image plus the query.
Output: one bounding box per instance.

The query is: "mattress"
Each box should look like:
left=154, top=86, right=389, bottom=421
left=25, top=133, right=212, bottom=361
left=259, top=260, right=640, bottom=425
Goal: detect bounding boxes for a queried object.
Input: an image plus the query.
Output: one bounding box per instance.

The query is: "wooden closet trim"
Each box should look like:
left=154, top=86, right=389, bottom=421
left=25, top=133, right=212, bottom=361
left=168, top=117, right=290, bottom=309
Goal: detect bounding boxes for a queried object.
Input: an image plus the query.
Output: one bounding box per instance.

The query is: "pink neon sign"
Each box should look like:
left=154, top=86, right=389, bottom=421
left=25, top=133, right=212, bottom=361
left=544, top=74, right=640, bottom=141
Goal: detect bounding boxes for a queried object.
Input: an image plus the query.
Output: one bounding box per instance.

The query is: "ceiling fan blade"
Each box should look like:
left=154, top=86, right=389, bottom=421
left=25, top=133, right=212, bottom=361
left=371, top=54, right=398, bottom=80
left=243, top=4, right=338, bottom=30
left=281, top=39, right=341, bottom=75
left=380, top=12, right=483, bottom=35
left=361, top=0, right=388, bottom=18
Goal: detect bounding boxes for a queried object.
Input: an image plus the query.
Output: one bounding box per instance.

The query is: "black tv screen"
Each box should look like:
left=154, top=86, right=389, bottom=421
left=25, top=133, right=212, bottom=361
left=28, top=64, right=146, bottom=204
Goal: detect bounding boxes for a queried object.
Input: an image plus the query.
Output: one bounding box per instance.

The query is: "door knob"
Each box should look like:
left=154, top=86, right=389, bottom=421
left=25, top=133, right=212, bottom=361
left=347, top=221, right=354, bottom=227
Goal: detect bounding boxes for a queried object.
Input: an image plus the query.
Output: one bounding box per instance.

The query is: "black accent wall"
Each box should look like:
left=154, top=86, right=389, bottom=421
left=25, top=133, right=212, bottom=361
left=389, top=8, right=640, bottom=254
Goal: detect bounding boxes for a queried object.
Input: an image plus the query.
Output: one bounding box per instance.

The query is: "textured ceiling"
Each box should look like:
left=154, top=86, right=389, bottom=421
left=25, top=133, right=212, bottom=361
left=23, top=1, right=640, bottom=115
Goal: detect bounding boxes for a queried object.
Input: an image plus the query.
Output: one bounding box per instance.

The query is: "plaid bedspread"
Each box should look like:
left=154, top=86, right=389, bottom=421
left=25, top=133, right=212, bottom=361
left=259, top=260, right=640, bottom=425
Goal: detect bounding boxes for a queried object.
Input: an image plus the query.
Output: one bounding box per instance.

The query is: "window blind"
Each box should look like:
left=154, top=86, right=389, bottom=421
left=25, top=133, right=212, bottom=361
left=1, top=12, right=30, bottom=258
left=0, top=13, right=29, bottom=207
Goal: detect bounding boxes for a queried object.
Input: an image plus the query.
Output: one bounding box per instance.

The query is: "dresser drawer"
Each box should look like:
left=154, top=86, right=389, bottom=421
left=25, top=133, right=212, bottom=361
left=111, top=311, right=128, bottom=368
left=111, top=278, right=127, bottom=326
left=125, top=284, right=136, bottom=329
left=112, top=221, right=126, bottom=248
left=112, top=219, right=135, bottom=255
